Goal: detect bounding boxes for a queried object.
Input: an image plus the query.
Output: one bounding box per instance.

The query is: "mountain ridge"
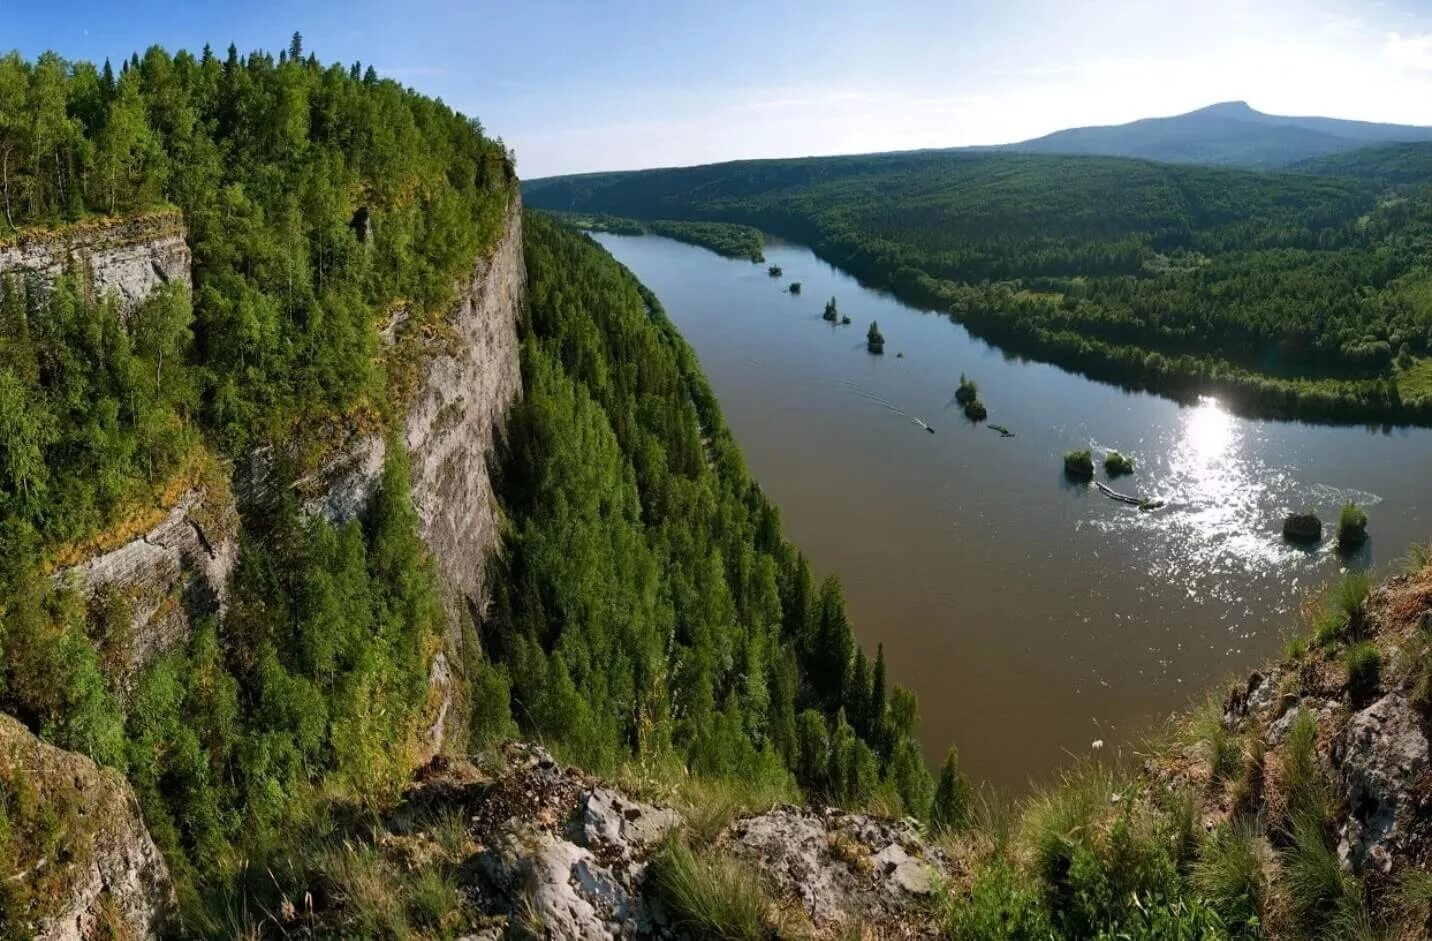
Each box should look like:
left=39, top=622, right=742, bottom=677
left=996, top=100, right=1432, bottom=168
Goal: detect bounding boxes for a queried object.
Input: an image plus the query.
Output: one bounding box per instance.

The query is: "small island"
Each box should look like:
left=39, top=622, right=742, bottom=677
left=1337, top=502, right=1368, bottom=549
left=955, top=374, right=978, bottom=405
left=823, top=297, right=839, bottom=322
left=964, top=399, right=988, bottom=421
left=867, top=321, right=885, bottom=354
left=1064, top=448, right=1095, bottom=479
left=1104, top=451, right=1134, bottom=476
left=768, top=265, right=783, bottom=277
left=1283, top=512, right=1323, bottom=543
left=789, top=282, right=802, bottom=295
left=840, top=314, right=851, bottom=325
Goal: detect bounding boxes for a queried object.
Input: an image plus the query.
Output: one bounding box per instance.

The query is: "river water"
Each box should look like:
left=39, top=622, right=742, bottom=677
left=592, top=231, right=1432, bottom=791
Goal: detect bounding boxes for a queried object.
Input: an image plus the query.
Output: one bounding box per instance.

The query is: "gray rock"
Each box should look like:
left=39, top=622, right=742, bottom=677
left=1334, top=693, right=1430, bottom=874
left=581, top=787, right=681, bottom=860
left=54, top=486, right=237, bottom=693
left=1, top=713, right=174, bottom=940
left=726, top=806, right=947, bottom=930
left=0, top=211, right=190, bottom=315
left=481, top=829, right=635, bottom=941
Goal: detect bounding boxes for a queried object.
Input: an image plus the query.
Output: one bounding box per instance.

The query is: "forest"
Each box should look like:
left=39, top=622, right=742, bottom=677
left=485, top=212, right=936, bottom=814
left=0, top=41, right=951, bottom=930
left=550, top=211, right=765, bottom=261
left=525, top=146, right=1432, bottom=424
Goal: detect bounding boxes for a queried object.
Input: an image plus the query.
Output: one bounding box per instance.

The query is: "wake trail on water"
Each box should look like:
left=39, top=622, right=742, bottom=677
left=838, top=378, right=933, bottom=432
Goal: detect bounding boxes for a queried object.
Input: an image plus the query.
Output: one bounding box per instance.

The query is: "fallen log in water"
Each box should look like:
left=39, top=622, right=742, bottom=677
left=1095, top=481, right=1165, bottom=510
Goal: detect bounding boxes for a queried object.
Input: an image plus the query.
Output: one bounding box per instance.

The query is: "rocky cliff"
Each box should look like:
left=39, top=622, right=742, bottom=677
left=0, top=211, right=189, bottom=314
left=0, top=714, right=174, bottom=940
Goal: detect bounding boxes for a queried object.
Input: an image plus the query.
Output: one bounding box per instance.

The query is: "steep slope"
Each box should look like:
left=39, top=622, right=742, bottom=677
left=1003, top=100, right=1432, bottom=168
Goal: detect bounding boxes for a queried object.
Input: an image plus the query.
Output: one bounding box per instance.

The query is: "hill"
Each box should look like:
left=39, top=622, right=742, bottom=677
left=1001, top=100, right=1432, bottom=168
left=526, top=148, right=1432, bottom=424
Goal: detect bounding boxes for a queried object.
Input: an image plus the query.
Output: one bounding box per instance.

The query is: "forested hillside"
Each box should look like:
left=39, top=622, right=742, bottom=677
left=526, top=148, right=1432, bottom=424
left=483, top=213, right=936, bottom=811
left=0, top=39, right=519, bottom=926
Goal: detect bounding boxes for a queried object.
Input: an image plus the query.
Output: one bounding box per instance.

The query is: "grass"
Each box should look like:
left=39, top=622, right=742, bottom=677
left=1310, top=571, right=1372, bottom=648
left=1279, top=711, right=1334, bottom=830
left=1343, top=640, right=1382, bottom=702
left=1017, top=763, right=1115, bottom=888
left=649, top=837, right=799, bottom=940
left=1337, top=502, right=1369, bottom=548
left=1103, top=450, right=1135, bottom=476
left=1063, top=448, right=1094, bottom=477
left=1280, top=814, right=1367, bottom=939
left=1192, top=817, right=1267, bottom=933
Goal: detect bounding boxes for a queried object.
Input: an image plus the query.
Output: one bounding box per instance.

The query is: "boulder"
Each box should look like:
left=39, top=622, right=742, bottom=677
left=725, top=805, right=949, bottom=932
left=1333, top=693, right=1430, bottom=874
left=1283, top=512, right=1323, bottom=543
left=0, top=714, right=174, bottom=940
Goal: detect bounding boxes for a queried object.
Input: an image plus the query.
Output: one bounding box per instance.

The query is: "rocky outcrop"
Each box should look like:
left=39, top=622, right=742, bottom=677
left=54, top=484, right=238, bottom=692
left=1334, top=692, right=1430, bottom=874
left=301, top=199, right=526, bottom=754
left=0, top=211, right=189, bottom=313
left=0, top=714, right=174, bottom=940
left=727, top=806, right=949, bottom=935
left=289, top=742, right=947, bottom=940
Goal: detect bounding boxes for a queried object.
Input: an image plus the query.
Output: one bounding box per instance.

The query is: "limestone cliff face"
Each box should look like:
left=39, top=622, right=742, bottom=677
left=58, top=484, right=239, bottom=695
left=0, top=211, right=189, bottom=313
left=0, top=714, right=174, bottom=940
left=309, top=198, right=526, bottom=753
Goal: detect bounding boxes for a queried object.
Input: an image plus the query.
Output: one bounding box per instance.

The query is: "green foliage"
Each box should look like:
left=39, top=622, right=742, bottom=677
left=931, top=747, right=972, bottom=834
left=955, top=373, right=978, bottom=404
left=1103, top=451, right=1134, bottom=476
left=1343, top=640, right=1381, bottom=702
left=488, top=213, right=933, bottom=804
left=0, top=45, right=512, bottom=450
left=1337, top=502, right=1368, bottom=548
left=946, top=860, right=1054, bottom=940
left=1311, top=571, right=1371, bottom=648
left=1192, top=818, right=1265, bottom=936
left=649, top=838, right=792, bottom=941
left=646, top=219, right=764, bottom=262
left=526, top=148, right=1432, bottom=424
left=1063, top=449, right=1094, bottom=477
left=866, top=320, right=884, bottom=353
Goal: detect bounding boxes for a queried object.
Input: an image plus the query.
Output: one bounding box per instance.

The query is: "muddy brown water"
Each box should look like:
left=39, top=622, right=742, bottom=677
left=593, top=230, right=1432, bottom=791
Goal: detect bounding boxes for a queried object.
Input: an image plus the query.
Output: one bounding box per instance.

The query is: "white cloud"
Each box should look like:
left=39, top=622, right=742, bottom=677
left=1385, top=31, right=1432, bottom=70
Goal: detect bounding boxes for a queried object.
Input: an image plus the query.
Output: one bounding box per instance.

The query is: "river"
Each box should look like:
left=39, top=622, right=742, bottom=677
left=591, top=230, right=1432, bottom=792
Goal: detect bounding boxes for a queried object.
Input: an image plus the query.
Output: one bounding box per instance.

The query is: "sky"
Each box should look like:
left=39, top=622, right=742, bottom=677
left=6, top=0, right=1432, bottom=178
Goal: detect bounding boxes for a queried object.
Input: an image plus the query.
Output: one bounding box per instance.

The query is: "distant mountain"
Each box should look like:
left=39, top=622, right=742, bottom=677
left=999, top=101, right=1432, bottom=168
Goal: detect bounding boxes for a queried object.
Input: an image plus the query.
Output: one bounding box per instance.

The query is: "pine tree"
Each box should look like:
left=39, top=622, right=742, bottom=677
left=288, top=31, right=304, bottom=62
left=931, top=747, right=972, bottom=833
left=870, top=643, right=889, bottom=761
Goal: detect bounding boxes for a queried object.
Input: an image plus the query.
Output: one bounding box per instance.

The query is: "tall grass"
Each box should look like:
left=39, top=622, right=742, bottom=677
left=649, top=838, right=797, bottom=941
left=1311, top=571, right=1371, bottom=648
left=1193, top=817, right=1267, bottom=934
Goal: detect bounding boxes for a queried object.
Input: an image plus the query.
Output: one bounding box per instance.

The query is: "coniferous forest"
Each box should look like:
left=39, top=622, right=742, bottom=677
left=524, top=147, right=1432, bottom=424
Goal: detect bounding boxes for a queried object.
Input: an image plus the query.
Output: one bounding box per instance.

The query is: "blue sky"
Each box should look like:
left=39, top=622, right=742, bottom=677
left=7, top=0, right=1432, bottom=178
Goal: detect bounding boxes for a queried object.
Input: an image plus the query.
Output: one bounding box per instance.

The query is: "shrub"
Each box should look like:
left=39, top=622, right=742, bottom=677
left=1063, top=449, right=1094, bottom=478
left=1103, top=451, right=1134, bottom=476
left=963, top=399, right=988, bottom=421
left=1337, top=502, right=1368, bottom=549
left=1343, top=641, right=1381, bottom=702
left=955, top=374, right=978, bottom=404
